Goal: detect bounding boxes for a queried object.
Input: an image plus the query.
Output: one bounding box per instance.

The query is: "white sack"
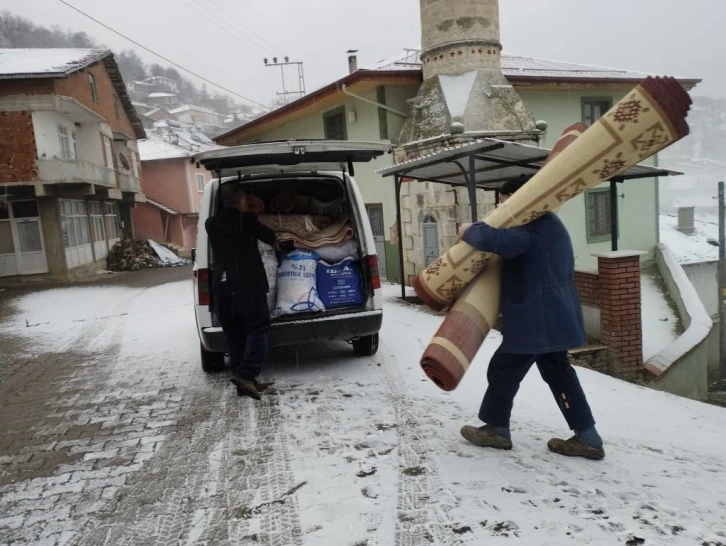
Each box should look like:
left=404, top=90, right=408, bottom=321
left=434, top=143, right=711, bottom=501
left=273, top=249, right=325, bottom=317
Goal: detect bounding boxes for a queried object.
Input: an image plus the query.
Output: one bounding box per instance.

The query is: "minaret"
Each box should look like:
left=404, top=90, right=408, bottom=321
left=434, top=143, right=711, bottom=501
left=399, top=0, right=539, bottom=145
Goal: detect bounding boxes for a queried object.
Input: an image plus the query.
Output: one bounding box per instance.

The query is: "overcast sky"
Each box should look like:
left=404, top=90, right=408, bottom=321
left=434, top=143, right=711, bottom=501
left=2, top=0, right=723, bottom=107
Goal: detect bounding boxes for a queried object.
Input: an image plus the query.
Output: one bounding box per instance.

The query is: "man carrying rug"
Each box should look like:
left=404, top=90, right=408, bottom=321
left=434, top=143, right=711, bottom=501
left=457, top=176, right=605, bottom=460
left=205, top=184, right=278, bottom=401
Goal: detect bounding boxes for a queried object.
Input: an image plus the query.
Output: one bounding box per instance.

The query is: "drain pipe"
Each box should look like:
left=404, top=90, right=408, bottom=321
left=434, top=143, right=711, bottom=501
left=341, top=84, right=408, bottom=118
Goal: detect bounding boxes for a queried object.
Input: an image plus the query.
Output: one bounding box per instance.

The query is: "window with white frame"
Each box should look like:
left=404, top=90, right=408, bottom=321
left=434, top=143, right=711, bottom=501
left=88, top=201, right=106, bottom=244
left=103, top=136, right=114, bottom=168
left=60, top=199, right=91, bottom=249
left=57, top=124, right=73, bottom=159
left=196, top=173, right=206, bottom=192
left=103, top=202, right=120, bottom=241
left=71, top=130, right=79, bottom=160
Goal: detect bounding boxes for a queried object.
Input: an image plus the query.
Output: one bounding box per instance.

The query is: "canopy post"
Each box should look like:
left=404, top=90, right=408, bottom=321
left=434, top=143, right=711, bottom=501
left=468, top=153, right=478, bottom=222
left=395, top=175, right=405, bottom=300
left=610, top=179, right=619, bottom=251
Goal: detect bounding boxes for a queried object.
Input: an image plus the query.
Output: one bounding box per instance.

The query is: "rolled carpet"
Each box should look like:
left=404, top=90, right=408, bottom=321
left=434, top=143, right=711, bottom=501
left=413, top=76, right=692, bottom=312
left=421, top=256, right=502, bottom=391
left=419, top=123, right=586, bottom=391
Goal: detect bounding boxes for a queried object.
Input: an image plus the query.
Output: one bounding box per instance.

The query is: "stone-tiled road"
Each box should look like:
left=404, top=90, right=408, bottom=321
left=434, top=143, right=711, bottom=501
left=4, top=269, right=726, bottom=546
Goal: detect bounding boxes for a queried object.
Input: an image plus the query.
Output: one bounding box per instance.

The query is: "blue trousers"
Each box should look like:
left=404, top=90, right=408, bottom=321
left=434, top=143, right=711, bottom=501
left=214, top=283, right=270, bottom=381
left=479, top=349, right=596, bottom=431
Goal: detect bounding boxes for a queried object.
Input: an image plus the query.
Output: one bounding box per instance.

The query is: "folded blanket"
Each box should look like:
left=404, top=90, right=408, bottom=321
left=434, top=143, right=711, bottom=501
left=288, top=220, right=354, bottom=249
left=413, top=76, right=692, bottom=313
left=259, top=214, right=333, bottom=236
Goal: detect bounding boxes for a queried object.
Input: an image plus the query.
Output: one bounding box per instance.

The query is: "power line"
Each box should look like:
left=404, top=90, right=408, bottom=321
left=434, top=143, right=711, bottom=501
left=180, top=0, right=269, bottom=58
left=58, top=0, right=270, bottom=109
left=199, top=0, right=280, bottom=56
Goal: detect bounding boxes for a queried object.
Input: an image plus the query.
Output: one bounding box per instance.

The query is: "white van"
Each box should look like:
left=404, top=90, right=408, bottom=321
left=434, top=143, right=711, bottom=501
left=191, top=140, right=390, bottom=373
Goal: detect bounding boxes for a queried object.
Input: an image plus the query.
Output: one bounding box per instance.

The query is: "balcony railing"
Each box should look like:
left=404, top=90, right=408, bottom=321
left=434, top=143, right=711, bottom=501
left=118, top=172, right=142, bottom=193
left=37, top=158, right=116, bottom=188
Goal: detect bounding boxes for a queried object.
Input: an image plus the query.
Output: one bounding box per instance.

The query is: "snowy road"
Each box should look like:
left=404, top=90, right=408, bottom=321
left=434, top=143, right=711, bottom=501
left=1, top=268, right=726, bottom=546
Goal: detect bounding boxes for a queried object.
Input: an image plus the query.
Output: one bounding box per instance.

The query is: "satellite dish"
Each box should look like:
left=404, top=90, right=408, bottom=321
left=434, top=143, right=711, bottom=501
left=118, top=152, right=131, bottom=171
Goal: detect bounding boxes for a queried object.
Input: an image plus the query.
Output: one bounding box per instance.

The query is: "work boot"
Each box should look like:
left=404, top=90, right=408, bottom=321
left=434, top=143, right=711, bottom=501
left=230, top=377, right=261, bottom=401
left=547, top=436, right=605, bottom=460
left=460, top=424, right=513, bottom=450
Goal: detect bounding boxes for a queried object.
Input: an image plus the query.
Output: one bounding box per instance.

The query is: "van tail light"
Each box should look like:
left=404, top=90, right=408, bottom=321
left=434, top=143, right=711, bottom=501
left=197, top=268, right=211, bottom=306
left=367, top=255, right=381, bottom=290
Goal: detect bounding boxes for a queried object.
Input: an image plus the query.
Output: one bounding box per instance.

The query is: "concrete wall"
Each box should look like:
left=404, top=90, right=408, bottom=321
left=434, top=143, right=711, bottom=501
left=32, top=111, right=78, bottom=159
left=681, top=260, right=719, bottom=378
left=130, top=202, right=165, bottom=243
left=647, top=244, right=713, bottom=400
left=37, top=197, right=66, bottom=275
left=518, top=88, right=659, bottom=270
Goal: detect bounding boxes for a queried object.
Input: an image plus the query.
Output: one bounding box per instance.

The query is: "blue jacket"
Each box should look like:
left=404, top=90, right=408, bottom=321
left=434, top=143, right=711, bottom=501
left=462, top=212, right=586, bottom=354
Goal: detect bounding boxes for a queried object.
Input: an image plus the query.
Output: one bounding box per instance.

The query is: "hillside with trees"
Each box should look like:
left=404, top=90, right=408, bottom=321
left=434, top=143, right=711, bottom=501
left=0, top=11, right=255, bottom=117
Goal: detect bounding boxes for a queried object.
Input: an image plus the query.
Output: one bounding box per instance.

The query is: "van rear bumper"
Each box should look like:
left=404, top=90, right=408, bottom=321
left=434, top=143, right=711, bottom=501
left=200, top=310, right=383, bottom=352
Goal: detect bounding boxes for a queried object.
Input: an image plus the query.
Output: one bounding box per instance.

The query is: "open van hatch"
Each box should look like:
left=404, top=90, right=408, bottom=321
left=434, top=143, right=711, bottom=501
left=193, top=140, right=392, bottom=176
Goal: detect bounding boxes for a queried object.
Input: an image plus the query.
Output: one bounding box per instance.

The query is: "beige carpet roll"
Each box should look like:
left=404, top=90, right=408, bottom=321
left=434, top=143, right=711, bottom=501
left=413, top=76, right=692, bottom=312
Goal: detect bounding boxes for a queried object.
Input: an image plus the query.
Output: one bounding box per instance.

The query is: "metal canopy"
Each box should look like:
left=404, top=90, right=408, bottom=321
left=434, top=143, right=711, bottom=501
left=381, top=137, right=683, bottom=299
left=377, top=138, right=682, bottom=190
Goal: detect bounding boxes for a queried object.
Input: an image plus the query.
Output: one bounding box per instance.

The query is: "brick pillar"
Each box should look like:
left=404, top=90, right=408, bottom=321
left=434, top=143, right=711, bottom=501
left=596, top=251, right=645, bottom=379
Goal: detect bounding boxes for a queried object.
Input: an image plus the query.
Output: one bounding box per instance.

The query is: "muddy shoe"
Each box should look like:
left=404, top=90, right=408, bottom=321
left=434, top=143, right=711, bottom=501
left=254, top=379, right=273, bottom=393
left=547, top=436, right=605, bottom=460
left=230, top=378, right=261, bottom=401
left=460, top=424, right=513, bottom=450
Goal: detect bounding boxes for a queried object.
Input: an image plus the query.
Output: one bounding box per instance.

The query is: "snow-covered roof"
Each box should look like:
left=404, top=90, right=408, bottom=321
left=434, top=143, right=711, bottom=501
left=169, top=104, right=221, bottom=116
left=0, top=48, right=109, bottom=78
left=148, top=92, right=177, bottom=98
left=371, top=49, right=700, bottom=84
left=138, top=128, right=221, bottom=162
left=660, top=213, right=719, bottom=265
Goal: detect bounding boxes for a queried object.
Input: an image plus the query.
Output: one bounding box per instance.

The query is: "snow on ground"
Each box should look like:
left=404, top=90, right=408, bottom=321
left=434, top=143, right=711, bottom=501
left=660, top=214, right=719, bottom=265
left=640, top=270, right=681, bottom=361
left=2, top=279, right=726, bottom=545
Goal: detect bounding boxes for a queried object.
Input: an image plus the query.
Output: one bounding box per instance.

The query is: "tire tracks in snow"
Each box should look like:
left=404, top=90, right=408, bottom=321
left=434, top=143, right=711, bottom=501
left=377, top=340, right=479, bottom=546
left=71, top=376, right=304, bottom=546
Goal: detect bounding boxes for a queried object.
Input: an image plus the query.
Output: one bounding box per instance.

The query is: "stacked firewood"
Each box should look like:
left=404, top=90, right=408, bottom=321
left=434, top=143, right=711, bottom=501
left=107, top=239, right=163, bottom=271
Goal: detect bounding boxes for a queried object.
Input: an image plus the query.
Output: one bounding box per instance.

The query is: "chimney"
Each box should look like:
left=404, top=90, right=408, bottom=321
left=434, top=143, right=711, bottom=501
left=347, top=49, right=359, bottom=74
left=399, top=0, right=539, bottom=145
left=676, top=206, right=695, bottom=235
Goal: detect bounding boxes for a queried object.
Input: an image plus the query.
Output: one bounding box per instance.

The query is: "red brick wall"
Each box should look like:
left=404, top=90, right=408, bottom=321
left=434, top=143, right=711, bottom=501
left=0, top=111, right=37, bottom=183
left=575, top=271, right=599, bottom=307
left=54, top=62, right=136, bottom=137
left=0, top=79, right=54, bottom=96
left=598, top=255, right=643, bottom=379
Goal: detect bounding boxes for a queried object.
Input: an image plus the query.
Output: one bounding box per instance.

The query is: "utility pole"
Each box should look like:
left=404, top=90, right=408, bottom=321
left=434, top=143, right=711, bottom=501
left=719, top=181, right=726, bottom=383
left=264, top=56, right=306, bottom=105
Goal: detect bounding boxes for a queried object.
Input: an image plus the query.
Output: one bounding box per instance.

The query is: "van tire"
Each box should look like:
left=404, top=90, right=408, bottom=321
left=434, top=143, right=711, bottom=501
left=201, top=344, right=226, bottom=373
left=353, top=334, right=379, bottom=357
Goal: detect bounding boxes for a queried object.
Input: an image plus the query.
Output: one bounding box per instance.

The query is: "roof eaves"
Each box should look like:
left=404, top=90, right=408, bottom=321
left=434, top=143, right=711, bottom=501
left=102, top=54, right=146, bottom=140
left=0, top=48, right=111, bottom=80
left=214, top=69, right=421, bottom=144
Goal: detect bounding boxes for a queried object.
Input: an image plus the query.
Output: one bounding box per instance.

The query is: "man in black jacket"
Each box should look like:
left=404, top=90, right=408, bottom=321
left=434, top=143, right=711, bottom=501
left=205, top=183, right=277, bottom=400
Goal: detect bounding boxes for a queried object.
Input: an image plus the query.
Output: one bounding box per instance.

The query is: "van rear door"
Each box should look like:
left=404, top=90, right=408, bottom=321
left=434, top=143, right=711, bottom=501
left=192, top=140, right=391, bottom=176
